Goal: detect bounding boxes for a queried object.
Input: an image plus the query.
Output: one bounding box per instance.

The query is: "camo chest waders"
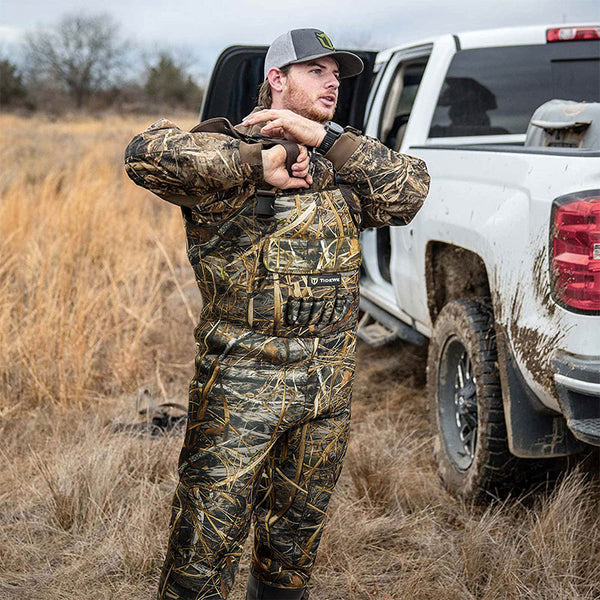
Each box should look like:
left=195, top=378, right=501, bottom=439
left=157, top=176, right=362, bottom=599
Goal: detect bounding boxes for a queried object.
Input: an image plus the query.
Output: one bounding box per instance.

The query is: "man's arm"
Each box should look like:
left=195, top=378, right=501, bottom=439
left=124, top=119, right=264, bottom=209
left=324, top=130, right=430, bottom=229
left=242, top=109, right=430, bottom=228
left=124, top=119, right=311, bottom=210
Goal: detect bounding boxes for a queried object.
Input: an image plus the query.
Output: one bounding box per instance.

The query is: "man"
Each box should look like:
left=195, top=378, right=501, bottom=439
left=125, top=28, right=429, bottom=600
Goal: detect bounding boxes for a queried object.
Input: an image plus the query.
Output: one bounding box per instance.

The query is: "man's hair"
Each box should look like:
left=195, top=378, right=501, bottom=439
left=257, top=65, right=291, bottom=109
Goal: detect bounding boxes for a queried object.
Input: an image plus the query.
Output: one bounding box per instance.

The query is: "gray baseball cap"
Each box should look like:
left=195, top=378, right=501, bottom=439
left=264, top=29, right=364, bottom=80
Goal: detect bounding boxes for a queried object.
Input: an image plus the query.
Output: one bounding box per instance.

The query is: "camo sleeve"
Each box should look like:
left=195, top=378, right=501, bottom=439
left=326, top=131, right=430, bottom=229
left=124, top=119, right=263, bottom=210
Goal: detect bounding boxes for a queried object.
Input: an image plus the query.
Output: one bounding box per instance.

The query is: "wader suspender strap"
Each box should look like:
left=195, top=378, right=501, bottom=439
left=336, top=176, right=363, bottom=231
left=188, top=117, right=302, bottom=219
left=190, top=117, right=301, bottom=176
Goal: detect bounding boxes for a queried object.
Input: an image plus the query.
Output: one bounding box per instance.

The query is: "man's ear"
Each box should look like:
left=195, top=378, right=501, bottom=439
left=267, top=67, right=286, bottom=93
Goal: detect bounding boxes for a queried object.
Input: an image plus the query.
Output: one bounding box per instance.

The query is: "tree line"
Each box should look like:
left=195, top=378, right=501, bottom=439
left=0, top=13, right=205, bottom=113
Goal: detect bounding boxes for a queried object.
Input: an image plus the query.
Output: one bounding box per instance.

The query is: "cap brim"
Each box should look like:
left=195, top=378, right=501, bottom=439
left=285, top=50, right=364, bottom=79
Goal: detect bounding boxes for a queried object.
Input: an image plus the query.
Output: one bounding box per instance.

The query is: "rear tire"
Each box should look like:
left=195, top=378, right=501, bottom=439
left=427, top=299, right=516, bottom=501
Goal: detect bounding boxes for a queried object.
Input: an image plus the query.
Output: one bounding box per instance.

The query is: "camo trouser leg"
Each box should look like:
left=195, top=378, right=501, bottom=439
left=251, top=408, right=350, bottom=589
left=157, top=328, right=355, bottom=600
left=250, top=332, right=354, bottom=589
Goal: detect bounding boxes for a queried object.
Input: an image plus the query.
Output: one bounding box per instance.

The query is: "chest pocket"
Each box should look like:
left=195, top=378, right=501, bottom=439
left=261, top=237, right=361, bottom=332
left=263, top=236, right=361, bottom=274
left=258, top=188, right=362, bottom=335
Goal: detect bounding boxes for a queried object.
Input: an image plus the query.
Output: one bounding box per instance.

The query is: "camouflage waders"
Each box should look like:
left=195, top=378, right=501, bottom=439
left=124, top=116, right=430, bottom=600
left=159, top=185, right=361, bottom=599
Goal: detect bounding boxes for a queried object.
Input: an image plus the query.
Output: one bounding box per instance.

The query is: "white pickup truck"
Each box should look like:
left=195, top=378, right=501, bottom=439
left=201, top=23, right=600, bottom=499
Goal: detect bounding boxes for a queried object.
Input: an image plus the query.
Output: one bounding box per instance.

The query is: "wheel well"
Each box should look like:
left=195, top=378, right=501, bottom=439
left=425, top=242, right=491, bottom=322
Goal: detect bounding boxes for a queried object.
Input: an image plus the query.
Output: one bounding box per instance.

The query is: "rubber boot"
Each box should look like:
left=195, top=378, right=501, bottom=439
left=246, top=572, right=308, bottom=600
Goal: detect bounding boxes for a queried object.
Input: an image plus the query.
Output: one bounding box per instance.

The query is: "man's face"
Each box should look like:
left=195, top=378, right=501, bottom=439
left=280, top=57, right=340, bottom=123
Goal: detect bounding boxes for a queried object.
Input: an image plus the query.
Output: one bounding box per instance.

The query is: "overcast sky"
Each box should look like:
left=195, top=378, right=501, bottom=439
left=1, top=0, right=598, bottom=78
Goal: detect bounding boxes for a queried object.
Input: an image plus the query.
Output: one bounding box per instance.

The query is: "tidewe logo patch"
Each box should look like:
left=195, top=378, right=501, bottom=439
left=309, top=274, right=341, bottom=287
left=315, top=32, right=334, bottom=51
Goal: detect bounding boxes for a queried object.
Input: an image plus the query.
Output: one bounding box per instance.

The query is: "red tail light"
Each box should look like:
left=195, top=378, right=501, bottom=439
left=551, top=191, right=600, bottom=313
left=547, top=26, right=600, bottom=42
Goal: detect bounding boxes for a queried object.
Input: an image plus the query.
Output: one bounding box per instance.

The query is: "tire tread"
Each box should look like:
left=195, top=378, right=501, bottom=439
left=427, top=298, right=517, bottom=501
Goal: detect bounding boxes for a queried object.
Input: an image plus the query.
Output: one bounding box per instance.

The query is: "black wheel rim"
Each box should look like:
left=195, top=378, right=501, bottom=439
left=438, top=336, right=478, bottom=472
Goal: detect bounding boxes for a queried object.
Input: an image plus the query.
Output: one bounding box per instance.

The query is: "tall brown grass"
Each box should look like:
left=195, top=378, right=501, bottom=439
left=0, top=114, right=198, bottom=411
left=1, top=114, right=599, bottom=600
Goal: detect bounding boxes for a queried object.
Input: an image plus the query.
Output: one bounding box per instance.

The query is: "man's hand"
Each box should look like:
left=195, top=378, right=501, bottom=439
left=262, top=143, right=313, bottom=190
left=243, top=109, right=326, bottom=147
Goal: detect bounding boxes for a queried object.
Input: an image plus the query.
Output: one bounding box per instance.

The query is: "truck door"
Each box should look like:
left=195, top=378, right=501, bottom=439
left=359, top=45, right=432, bottom=319
left=201, top=45, right=377, bottom=128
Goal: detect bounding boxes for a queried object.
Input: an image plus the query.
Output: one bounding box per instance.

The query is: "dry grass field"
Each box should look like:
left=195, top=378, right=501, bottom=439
left=1, top=113, right=599, bottom=600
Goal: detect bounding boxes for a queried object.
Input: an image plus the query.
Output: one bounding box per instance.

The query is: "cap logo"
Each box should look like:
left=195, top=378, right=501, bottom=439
left=315, top=32, right=334, bottom=50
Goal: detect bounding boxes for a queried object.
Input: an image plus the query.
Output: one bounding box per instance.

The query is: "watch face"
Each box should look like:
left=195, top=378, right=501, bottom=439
left=326, top=121, right=344, bottom=135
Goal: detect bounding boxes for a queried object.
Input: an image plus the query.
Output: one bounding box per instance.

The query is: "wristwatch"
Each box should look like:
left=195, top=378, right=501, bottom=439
left=315, top=121, right=344, bottom=155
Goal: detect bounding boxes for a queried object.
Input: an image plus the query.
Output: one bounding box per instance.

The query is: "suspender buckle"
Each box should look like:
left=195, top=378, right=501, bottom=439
left=254, top=190, right=276, bottom=218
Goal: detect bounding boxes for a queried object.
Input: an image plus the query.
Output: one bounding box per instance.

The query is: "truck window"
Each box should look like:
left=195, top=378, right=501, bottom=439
left=377, top=57, right=429, bottom=285
left=380, top=59, right=429, bottom=150
left=429, top=40, right=600, bottom=138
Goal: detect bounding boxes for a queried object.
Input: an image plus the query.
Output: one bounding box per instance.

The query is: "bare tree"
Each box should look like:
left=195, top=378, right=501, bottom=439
left=24, top=13, right=127, bottom=108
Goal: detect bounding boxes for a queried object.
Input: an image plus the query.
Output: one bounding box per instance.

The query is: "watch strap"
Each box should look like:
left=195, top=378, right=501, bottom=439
left=316, top=121, right=344, bottom=155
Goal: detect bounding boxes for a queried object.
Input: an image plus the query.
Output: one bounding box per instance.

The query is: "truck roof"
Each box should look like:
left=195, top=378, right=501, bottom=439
left=375, top=22, right=600, bottom=64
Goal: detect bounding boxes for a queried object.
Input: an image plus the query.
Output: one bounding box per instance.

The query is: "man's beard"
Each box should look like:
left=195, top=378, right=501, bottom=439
left=281, top=80, right=336, bottom=124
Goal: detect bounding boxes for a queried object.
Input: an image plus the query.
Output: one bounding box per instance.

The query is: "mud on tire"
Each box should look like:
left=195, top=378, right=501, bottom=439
left=427, top=299, right=516, bottom=501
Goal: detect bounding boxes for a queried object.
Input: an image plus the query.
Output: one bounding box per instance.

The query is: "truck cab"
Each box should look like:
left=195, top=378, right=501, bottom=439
left=201, top=24, right=600, bottom=500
